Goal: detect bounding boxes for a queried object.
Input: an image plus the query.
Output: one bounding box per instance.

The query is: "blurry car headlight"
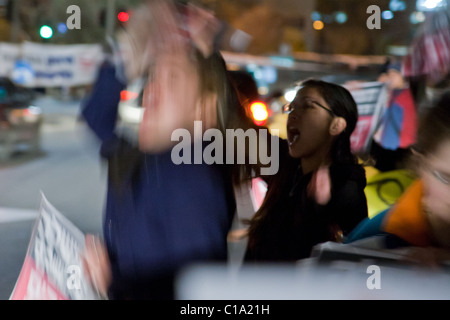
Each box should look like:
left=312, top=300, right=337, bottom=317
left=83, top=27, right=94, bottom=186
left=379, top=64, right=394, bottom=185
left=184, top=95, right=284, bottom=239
left=250, top=101, right=269, bottom=126
left=8, top=106, right=42, bottom=125
left=118, top=103, right=143, bottom=124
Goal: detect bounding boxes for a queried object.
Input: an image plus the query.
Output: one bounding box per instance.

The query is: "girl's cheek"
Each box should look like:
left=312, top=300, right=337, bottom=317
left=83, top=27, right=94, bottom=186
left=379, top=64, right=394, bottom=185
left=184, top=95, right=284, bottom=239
left=423, top=178, right=450, bottom=222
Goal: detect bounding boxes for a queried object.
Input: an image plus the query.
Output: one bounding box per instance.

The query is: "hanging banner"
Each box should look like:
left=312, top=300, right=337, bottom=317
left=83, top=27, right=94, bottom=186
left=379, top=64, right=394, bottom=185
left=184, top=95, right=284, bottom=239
left=10, top=193, right=101, bottom=300
left=0, top=43, right=21, bottom=78
left=0, top=42, right=104, bottom=87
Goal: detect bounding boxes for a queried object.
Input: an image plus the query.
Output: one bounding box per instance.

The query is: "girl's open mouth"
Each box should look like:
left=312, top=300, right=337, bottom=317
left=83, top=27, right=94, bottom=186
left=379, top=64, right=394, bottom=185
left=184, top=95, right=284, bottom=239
left=287, top=127, right=300, bottom=146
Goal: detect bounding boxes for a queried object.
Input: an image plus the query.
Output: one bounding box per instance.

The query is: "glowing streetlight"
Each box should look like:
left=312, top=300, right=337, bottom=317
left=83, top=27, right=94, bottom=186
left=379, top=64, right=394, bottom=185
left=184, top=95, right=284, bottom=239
left=313, top=20, right=324, bottom=30
left=39, top=25, right=53, bottom=39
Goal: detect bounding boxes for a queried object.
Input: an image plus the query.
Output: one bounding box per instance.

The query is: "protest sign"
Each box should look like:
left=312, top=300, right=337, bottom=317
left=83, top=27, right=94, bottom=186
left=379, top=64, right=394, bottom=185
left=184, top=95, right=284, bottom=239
left=346, top=81, right=388, bottom=154
left=10, top=193, right=100, bottom=300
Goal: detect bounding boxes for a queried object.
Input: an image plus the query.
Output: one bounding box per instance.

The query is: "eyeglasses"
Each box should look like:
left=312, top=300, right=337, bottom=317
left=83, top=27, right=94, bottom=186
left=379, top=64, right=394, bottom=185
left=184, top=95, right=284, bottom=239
left=433, top=170, right=450, bottom=185
left=425, top=167, right=450, bottom=186
left=283, top=99, right=335, bottom=117
left=415, top=151, right=450, bottom=186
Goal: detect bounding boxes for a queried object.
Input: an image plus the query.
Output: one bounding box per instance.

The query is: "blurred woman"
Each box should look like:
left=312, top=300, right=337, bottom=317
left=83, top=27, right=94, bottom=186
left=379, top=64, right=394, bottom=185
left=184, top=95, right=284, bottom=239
left=244, top=79, right=368, bottom=262
left=81, top=0, right=260, bottom=299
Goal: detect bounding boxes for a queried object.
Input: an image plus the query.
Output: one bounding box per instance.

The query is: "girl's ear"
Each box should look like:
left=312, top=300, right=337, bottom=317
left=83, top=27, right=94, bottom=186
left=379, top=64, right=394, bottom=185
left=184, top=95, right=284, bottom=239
left=329, top=117, right=347, bottom=136
left=410, top=147, right=422, bottom=158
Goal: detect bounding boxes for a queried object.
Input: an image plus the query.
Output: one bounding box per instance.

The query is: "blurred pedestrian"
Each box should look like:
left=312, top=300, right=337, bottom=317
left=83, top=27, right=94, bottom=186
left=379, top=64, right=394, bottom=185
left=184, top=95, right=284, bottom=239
left=244, top=79, right=368, bottom=262
left=371, top=61, right=418, bottom=171
left=345, top=91, right=450, bottom=267
left=80, top=0, right=259, bottom=300
left=79, top=38, right=126, bottom=157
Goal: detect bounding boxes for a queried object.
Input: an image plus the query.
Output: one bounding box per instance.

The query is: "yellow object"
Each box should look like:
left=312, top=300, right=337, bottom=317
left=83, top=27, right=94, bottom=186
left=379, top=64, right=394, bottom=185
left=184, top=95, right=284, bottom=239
left=364, top=169, right=415, bottom=218
left=363, top=165, right=379, bottom=180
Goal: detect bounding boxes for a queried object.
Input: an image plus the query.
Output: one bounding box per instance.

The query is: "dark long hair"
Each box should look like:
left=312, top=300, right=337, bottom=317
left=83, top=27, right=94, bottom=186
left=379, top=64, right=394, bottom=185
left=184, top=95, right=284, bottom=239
left=195, top=49, right=266, bottom=184
left=415, top=90, right=450, bottom=157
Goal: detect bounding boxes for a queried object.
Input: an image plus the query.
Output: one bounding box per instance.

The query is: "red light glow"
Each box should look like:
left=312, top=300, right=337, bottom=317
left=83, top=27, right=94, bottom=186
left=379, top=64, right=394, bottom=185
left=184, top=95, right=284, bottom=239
left=118, top=11, right=129, bottom=23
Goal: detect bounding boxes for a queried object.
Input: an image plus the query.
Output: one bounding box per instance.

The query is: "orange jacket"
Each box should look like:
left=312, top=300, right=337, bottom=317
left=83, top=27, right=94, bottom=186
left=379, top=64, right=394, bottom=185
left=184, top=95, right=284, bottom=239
left=383, top=179, right=433, bottom=246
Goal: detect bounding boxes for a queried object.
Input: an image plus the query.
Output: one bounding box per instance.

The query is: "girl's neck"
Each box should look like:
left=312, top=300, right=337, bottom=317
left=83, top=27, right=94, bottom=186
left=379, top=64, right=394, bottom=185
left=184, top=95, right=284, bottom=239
left=301, top=152, right=332, bottom=175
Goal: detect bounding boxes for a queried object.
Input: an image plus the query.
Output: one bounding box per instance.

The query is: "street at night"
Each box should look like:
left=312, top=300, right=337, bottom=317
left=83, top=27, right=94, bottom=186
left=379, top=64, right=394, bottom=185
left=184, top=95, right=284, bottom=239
left=0, top=0, right=449, bottom=305
left=0, top=95, right=105, bottom=299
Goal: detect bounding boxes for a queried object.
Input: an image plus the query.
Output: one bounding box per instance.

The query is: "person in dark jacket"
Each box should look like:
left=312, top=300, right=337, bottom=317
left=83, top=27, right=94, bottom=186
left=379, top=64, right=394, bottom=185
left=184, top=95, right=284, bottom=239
left=244, top=79, right=368, bottom=262
left=81, top=0, right=261, bottom=300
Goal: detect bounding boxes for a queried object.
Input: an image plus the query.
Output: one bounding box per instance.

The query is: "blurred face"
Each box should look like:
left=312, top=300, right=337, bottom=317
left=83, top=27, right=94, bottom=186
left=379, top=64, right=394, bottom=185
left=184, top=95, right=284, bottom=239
left=420, top=139, right=450, bottom=224
left=139, top=51, right=217, bottom=153
left=286, top=87, right=335, bottom=159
